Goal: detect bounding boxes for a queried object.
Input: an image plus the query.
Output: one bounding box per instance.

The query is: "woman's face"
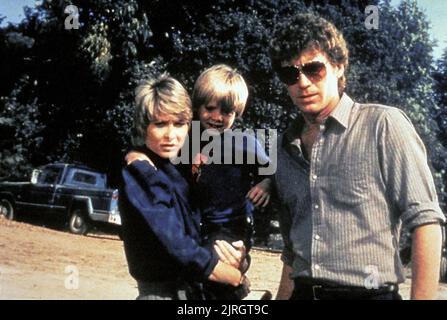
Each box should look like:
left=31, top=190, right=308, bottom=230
left=145, top=113, right=189, bottom=159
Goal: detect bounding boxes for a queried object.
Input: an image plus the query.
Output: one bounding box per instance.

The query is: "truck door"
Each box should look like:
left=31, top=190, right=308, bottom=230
left=26, top=166, right=63, bottom=210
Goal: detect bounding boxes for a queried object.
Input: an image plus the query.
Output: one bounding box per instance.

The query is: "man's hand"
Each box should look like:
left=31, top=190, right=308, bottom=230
left=214, top=240, right=247, bottom=271
left=125, top=151, right=154, bottom=167
left=246, top=178, right=271, bottom=208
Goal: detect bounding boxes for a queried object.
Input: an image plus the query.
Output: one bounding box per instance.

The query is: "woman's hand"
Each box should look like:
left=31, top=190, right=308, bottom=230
left=246, top=178, right=272, bottom=208
left=208, top=260, right=242, bottom=287
left=125, top=151, right=154, bottom=167
left=214, top=240, right=248, bottom=271
left=210, top=240, right=251, bottom=289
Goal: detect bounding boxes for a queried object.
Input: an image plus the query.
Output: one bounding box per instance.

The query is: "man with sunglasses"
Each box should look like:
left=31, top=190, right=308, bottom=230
left=270, top=13, right=445, bottom=300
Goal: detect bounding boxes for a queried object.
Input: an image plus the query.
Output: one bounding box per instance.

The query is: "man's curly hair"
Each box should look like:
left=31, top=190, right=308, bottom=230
left=269, top=13, right=349, bottom=94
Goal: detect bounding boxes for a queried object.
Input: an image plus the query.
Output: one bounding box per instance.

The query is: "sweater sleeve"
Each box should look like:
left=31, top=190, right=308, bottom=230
left=122, top=160, right=219, bottom=279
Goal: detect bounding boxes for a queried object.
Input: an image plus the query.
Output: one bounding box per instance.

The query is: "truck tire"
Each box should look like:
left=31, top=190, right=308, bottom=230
left=0, top=198, right=15, bottom=220
left=68, top=208, right=90, bottom=235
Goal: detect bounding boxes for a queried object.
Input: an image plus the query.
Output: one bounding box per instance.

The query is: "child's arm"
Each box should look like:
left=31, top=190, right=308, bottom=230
left=246, top=177, right=272, bottom=208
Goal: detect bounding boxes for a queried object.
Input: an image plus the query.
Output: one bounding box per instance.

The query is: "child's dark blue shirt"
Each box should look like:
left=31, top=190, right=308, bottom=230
left=192, top=130, right=271, bottom=224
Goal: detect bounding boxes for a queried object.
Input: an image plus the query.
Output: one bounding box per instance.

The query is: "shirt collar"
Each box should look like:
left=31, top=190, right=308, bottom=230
left=328, top=93, right=354, bottom=129
left=282, top=93, right=354, bottom=147
left=283, top=114, right=304, bottom=147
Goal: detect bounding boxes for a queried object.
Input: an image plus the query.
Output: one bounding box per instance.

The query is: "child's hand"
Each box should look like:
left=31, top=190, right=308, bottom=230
left=125, top=151, right=154, bottom=167
left=246, top=178, right=272, bottom=208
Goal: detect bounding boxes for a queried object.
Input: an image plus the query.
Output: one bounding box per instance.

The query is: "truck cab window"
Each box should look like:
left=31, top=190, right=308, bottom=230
left=38, top=168, right=62, bottom=185
left=72, top=172, right=97, bottom=186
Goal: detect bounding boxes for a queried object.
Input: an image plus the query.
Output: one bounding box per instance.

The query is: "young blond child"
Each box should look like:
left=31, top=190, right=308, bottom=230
left=191, top=64, right=272, bottom=299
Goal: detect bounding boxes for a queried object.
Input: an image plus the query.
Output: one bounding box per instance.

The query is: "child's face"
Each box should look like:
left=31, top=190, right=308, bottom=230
left=145, top=113, right=189, bottom=159
left=198, top=99, right=236, bottom=133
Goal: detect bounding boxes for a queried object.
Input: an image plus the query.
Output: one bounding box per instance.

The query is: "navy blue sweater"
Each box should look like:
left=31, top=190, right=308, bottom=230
left=192, top=130, right=271, bottom=224
left=119, top=149, right=219, bottom=283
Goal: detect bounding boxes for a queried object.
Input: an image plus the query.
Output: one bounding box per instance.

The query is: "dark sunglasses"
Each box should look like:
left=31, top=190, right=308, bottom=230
left=276, top=61, right=327, bottom=85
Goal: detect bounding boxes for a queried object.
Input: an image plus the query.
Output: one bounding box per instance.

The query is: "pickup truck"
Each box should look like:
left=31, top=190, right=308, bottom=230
left=0, top=163, right=121, bottom=235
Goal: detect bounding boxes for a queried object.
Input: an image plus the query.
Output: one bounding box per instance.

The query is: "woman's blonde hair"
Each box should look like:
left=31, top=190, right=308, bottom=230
left=132, top=74, right=192, bottom=147
left=192, top=64, right=249, bottom=117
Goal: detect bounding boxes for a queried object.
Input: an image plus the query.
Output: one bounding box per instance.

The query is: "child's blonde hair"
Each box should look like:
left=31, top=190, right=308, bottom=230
left=192, top=64, right=249, bottom=118
left=132, top=74, right=192, bottom=147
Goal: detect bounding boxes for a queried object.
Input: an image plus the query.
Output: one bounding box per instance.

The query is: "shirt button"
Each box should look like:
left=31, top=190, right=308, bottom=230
left=314, top=264, right=321, bottom=270
left=314, top=204, right=319, bottom=209
left=315, top=234, right=320, bottom=240
left=312, top=175, right=317, bottom=181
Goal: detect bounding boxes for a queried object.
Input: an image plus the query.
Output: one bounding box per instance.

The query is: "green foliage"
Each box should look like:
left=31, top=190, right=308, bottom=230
left=434, top=49, right=447, bottom=144
left=433, top=48, right=447, bottom=210
left=0, top=0, right=445, bottom=211
left=0, top=77, right=44, bottom=179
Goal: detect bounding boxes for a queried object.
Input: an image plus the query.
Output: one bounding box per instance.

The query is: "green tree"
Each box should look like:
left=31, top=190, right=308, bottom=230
left=1, top=0, right=160, bottom=182
left=0, top=78, right=44, bottom=179
left=434, top=48, right=447, bottom=145
left=1, top=0, right=445, bottom=206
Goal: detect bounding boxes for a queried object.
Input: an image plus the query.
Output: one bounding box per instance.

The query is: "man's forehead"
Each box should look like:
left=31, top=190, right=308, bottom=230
left=284, top=48, right=329, bottom=65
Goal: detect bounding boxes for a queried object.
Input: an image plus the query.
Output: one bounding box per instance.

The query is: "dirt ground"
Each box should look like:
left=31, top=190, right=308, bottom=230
left=1, top=217, right=447, bottom=300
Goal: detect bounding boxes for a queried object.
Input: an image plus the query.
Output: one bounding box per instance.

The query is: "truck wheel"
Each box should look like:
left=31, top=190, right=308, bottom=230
left=0, top=199, right=15, bottom=220
left=441, top=255, right=447, bottom=283
left=68, top=209, right=90, bottom=235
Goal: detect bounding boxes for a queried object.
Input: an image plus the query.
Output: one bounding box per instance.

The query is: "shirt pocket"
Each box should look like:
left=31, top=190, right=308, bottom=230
left=326, top=161, right=369, bottom=207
